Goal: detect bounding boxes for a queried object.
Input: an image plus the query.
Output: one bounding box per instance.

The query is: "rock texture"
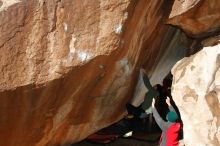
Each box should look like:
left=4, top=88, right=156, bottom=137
left=1, top=0, right=219, bottom=145
left=168, top=0, right=220, bottom=37
left=0, top=0, right=179, bottom=146
left=169, top=1, right=220, bottom=145
left=172, top=41, right=220, bottom=146
left=0, top=0, right=131, bottom=89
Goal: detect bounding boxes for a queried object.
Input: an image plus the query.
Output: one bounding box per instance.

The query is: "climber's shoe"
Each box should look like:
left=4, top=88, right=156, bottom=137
left=123, top=131, right=133, bottom=137
left=125, top=114, right=134, bottom=119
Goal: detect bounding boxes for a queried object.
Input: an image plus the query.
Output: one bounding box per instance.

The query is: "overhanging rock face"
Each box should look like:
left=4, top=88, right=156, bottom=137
left=0, top=0, right=131, bottom=89
left=0, top=0, right=176, bottom=145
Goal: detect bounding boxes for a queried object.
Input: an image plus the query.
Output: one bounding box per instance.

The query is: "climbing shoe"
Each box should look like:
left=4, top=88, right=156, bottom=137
left=125, top=114, right=134, bottom=119
left=123, top=131, right=133, bottom=137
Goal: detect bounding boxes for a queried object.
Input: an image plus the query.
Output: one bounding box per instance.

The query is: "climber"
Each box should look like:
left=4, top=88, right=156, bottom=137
left=152, top=96, right=180, bottom=146
left=126, top=68, right=163, bottom=119
left=123, top=68, right=163, bottom=137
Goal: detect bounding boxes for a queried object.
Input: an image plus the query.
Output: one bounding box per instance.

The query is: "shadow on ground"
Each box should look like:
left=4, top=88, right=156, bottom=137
left=72, top=137, right=159, bottom=146
left=71, top=115, right=161, bottom=146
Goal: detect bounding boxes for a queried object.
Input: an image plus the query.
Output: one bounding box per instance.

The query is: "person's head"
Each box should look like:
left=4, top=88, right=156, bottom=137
left=153, top=84, right=162, bottom=91
left=166, top=111, right=178, bottom=123
left=153, top=84, right=163, bottom=95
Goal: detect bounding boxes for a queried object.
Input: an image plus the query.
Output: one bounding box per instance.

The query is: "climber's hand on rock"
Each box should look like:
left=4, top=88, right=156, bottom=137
left=166, top=96, right=171, bottom=106
left=152, top=98, right=155, bottom=108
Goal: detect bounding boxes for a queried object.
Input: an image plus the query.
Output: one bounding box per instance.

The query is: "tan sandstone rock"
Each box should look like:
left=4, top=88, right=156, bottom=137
left=168, top=0, right=220, bottom=37
left=0, top=0, right=180, bottom=146
left=172, top=40, right=220, bottom=146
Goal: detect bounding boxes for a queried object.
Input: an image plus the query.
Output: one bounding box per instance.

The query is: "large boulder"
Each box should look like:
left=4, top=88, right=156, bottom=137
left=0, top=0, right=181, bottom=145
left=172, top=39, right=220, bottom=146
left=168, top=0, right=220, bottom=37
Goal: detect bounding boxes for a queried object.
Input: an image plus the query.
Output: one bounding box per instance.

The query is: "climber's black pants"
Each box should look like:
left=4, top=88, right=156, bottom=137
left=126, top=103, right=145, bottom=118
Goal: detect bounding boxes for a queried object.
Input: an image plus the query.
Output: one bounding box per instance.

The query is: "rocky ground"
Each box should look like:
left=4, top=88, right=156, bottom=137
left=72, top=137, right=158, bottom=146
left=72, top=137, right=185, bottom=146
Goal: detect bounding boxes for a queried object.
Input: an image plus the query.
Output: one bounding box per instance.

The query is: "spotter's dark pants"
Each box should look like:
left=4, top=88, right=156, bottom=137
left=126, top=103, right=145, bottom=118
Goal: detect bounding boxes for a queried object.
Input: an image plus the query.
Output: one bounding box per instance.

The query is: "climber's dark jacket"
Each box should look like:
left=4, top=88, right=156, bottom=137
left=140, top=73, right=159, bottom=111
